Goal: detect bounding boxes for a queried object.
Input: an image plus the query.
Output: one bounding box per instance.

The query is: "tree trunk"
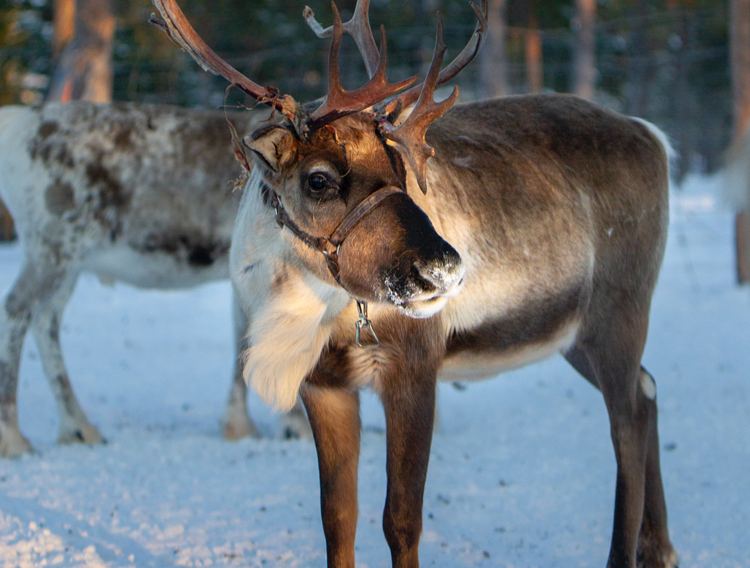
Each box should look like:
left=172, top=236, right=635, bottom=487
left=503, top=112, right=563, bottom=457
left=53, top=0, right=76, bottom=58
left=731, top=0, right=750, bottom=283
left=627, top=0, right=650, bottom=117
left=46, top=0, right=115, bottom=103
left=525, top=7, right=543, bottom=94
left=669, top=3, right=689, bottom=182
left=732, top=0, right=750, bottom=140
left=572, top=0, right=596, bottom=100
left=480, top=0, right=508, bottom=98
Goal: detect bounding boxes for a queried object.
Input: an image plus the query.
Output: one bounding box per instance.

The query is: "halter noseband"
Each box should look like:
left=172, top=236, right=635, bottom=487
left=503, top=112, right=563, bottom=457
left=269, top=185, right=402, bottom=288
left=268, top=184, right=403, bottom=348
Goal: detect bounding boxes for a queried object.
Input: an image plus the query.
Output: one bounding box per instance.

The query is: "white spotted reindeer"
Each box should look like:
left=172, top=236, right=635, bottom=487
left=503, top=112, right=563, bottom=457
left=0, top=103, right=312, bottom=458
left=154, top=0, right=678, bottom=566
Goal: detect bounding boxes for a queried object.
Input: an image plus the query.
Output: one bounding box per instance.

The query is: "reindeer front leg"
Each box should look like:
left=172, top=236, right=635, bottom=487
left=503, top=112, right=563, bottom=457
left=380, top=369, right=437, bottom=568
left=301, top=382, right=361, bottom=568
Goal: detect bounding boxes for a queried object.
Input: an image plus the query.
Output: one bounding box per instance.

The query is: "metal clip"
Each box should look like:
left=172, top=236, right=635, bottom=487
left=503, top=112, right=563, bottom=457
left=355, top=300, right=380, bottom=349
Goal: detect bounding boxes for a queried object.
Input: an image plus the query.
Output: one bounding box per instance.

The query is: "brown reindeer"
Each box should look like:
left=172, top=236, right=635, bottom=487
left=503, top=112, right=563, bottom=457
left=152, top=0, right=678, bottom=566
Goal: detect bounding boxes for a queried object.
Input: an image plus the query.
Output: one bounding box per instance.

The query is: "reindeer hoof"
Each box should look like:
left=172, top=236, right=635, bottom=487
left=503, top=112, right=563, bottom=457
left=0, top=427, right=35, bottom=458
left=222, top=413, right=261, bottom=440
left=637, top=545, right=680, bottom=568
left=58, top=422, right=104, bottom=446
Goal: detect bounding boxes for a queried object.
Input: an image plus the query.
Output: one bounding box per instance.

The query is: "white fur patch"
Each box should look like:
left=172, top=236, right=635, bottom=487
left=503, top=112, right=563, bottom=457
left=232, top=168, right=345, bottom=412
left=242, top=268, right=347, bottom=412
left=85, top=243, right=228, bottom=289
left=640, top=370, right=657, bottom=400
left=630, top=117, right=677, bottom=164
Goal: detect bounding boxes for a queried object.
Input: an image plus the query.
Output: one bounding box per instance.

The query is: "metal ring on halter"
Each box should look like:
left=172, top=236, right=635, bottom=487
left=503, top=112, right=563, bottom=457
left=355, top=300, right=380, bottom=348
left=270, top=186, right=402, bottom=349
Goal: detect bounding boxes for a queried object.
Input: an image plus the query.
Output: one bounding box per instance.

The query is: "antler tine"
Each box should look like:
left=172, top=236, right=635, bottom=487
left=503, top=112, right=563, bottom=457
left=386, top=0, right=487, bottom=114
left=151, top=0, right=296, bottom=118
left=304, top=0, right=379, bottom=79
left=307, top=2, right=418, bottom=131
left=382, top=15, right=459, bottom=194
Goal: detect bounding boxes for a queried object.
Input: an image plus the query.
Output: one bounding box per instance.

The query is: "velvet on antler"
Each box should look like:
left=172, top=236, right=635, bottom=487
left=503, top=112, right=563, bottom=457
left=151, top=0, right=299, bottom=121
left=151, top=0, right=486, bottom=168
left=303, top=0, right=379, bottom=79
left=380, top=16, right=458, bottom=194
left=302, top=0, right=488, bottom=191
left=386, top=0, right=488, bottom=115
left=306, top=3, right=417, bottom=131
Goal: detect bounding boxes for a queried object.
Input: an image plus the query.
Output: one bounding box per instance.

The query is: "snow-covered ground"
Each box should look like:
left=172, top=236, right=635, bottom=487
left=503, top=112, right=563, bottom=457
left=0, top=175, right=747, bottom=568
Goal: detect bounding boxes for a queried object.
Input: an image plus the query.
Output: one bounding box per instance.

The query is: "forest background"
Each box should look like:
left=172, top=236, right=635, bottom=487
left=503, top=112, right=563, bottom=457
left=0, top=0, right=732, bottom=177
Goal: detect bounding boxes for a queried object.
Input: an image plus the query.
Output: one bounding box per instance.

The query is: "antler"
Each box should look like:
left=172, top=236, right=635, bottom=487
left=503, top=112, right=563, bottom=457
left=381, top=16, right=459, bottom=194
left=150, top=0, right=299, bottom=121
left=307, top=2, right=418, bottom=131
left=151, top=0, right=484, bottom=149
left=304, top=0, right=379, bottom=79
left=387, top=0, right=487, bottom=114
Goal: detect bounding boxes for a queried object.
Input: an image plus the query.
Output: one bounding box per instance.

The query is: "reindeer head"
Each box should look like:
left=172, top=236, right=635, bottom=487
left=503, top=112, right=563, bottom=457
left=151, top=0, right=486, bottom=317
left=244, top=115, right=465, bottom=317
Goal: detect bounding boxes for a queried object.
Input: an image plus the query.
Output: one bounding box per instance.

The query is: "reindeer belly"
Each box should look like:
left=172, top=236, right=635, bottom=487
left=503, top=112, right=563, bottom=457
left=84, top=242, right=230, bottom=289
left=439, top=317, right=580, bottom=382
left=439, top=277, right=586, bottom=383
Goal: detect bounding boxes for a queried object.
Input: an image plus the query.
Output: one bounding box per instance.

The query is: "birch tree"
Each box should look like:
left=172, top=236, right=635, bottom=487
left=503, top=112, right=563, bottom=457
left=572, top=0, right=596, bottom=100
left=525, top=2, right=543, bottom=94
left=53, top=0, right=76, bottom=58
left=46, top=0, right=115, bottom=103
left=627, top=0, right=650, bottom=117
left=480, top=0, right=508, bottom=98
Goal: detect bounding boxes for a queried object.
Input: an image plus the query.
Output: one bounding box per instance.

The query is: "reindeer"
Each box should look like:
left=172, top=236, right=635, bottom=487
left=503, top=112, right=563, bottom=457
left=0, top=102, right=311, bottom=458
left=152, top=0, right=678, bottom=566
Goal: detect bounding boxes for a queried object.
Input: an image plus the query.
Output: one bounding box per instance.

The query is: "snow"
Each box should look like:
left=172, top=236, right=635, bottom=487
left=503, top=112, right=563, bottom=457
left=0, top=174, right=748, bottom=567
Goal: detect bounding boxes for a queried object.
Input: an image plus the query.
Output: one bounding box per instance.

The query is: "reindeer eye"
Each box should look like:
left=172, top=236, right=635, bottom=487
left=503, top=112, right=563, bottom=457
left=308, top=173, right=329, bottom=193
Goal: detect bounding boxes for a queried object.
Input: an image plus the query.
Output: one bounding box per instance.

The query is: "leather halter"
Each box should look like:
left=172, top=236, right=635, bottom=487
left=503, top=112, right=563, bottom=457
left=267, top=184, right=403, bottom=349
left=268, top=185, right=403, bottom=289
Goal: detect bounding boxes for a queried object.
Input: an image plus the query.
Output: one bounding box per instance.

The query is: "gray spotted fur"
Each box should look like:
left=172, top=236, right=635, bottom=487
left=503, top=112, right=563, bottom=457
left=0, top=102, right=307, bottom=457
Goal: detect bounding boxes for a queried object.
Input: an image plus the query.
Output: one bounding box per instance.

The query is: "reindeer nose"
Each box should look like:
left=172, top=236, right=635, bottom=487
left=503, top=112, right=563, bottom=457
left=415, top=249, right=465, bottom=297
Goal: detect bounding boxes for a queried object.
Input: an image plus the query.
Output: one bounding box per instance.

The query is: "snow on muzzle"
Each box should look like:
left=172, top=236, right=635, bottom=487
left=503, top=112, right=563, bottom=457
left=333, top=190, right=465, bottom=318
left=385, top=246, right=465, bottom=318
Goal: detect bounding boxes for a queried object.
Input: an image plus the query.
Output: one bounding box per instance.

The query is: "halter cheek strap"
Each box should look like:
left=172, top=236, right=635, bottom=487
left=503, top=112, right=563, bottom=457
left=269, top=185, right=403, bottom=286
left=268, top=184, right=404, bottom=348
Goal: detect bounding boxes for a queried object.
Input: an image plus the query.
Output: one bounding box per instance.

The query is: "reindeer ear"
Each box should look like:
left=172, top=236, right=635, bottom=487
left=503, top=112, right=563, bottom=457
left=243, top=125, right=296, bottom=173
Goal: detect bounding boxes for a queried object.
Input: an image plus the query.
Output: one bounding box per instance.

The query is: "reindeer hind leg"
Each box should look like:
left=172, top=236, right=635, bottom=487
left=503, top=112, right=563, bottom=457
left=563, top=345, right=600, bottom=390
left=0, top=264, right=36, bottom=457
left=565, top=342, right=678, bottom=568
left=30, top=270, right=104, bottom=446
left=572, top=305, right=676, bottom=568
left=635, top=367, right=679, bottom=568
